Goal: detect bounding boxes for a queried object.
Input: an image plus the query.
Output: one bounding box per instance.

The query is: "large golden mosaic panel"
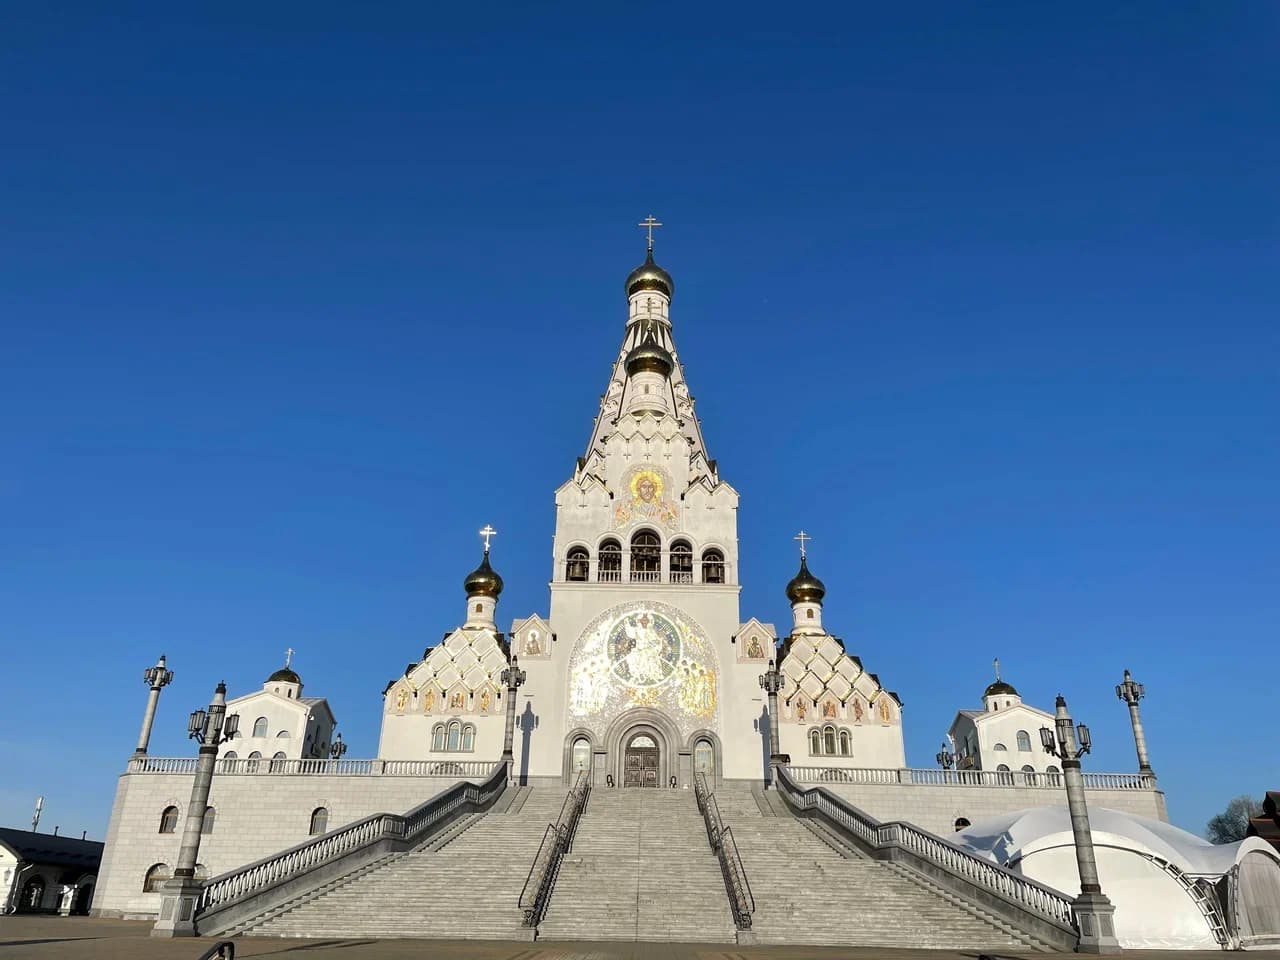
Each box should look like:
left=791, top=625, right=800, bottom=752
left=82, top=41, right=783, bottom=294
left=567, top=600, right=719, bottom=734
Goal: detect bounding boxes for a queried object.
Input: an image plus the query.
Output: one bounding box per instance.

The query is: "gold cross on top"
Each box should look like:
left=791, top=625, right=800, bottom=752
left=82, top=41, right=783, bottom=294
left=479, top=524, right=498, bottom=552
left=794, top=530, right=811, bottom=560
left=285, top=647, right=294, bottom=668
left=638, top=215, right=663, bottom=253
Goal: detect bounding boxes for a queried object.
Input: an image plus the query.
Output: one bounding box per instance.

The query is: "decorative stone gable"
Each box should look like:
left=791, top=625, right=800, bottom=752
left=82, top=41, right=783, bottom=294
left=511, top=615, right=554, bottom=659
left=385, top=627, right=510, bottom=717
left=779, top=634, right=900, bottom=725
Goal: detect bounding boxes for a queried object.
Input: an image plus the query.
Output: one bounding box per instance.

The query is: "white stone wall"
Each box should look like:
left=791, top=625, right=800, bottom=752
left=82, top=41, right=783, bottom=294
left=220, top=689, right=333, bottom=761
left=821, top=781, right=1168, bottom=836
left=92, top=771, right=464, bottom=919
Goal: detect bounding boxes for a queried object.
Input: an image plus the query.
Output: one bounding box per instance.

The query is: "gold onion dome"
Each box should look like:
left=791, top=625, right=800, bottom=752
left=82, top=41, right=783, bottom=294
left=785, top=556, right=826, bottom=605
left=625, top=331, right=674, bottom=377
left=268, top=667, right=301, bottom=683
left=463, top=550, right=504, bottom=598
left=625, top=250, right=674, bottom=300
left=984, top=679, right=1019, bottom=697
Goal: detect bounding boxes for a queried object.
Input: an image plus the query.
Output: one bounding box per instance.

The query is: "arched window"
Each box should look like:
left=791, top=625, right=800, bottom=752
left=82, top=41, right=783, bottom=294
left=1021, top=764, right=1036, bottom=785
left=630, top=530, right=660, bottom=581
left=142, top=864, right=170, bottom=893
left=572, top=737, right=591, bottom=773
left=1016, top=730, right=1032, bottom=751
left=839, top=729, right=852, bottom=756
left=309, top=807, right=328, bottom=835
left=670, top=540, right=693, bottom=583
left=694, top=739, right=714, bottom=774
left=276, top=730, right=291, bottom=739
left=598, top=539, right=622, bottom=582
left=223, top=751, right=238, bottom=760
left=701, top=549, right=725, bottom=584
left=1046, top=764, right=1061, bottom=786
left=823, top=726, right=837, bottom=755
left=270, top=751, right=287, bottom=772
left=954, top=817, right=971, bottom=832
left=809, top=729, right=821, bottom=755
left=995, top=763, right=1012, bottom=785
left=246, top=751, right=261, bottom=773
left=566, top=546, right=589, bottom=581
left=252, top=717, right=268, bottom=738
left=201, top=806, right=215, bottom=834
left=446, top=721, right=461, bottom=751
left=461, top=724, right=475, bottom=751
left=158, top=806, right=179, bottom=833
left=21, top=876, right=45, bottom=910
left=993, top=742, right=1008, bottom=752
left=431, top=724, right=445, bottom=752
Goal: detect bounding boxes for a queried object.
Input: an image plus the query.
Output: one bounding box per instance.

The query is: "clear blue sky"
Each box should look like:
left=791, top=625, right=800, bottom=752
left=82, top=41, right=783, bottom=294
left=2, top=4, right=1276, bottom=840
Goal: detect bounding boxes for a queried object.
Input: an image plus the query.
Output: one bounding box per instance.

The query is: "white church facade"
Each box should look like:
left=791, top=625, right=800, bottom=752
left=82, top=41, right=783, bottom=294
left=93, top=240, right=1184, bottom=935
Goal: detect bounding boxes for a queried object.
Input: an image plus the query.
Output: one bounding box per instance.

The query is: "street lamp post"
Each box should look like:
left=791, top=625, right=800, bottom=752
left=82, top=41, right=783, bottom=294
left=1115, top=669, right=1154, bottom=778
left=329, top=732, right=347, bottom=761
left=1040, top=695, right=1120, bottom=954
left=936, top=742, right=955, bottom=770
left=151, top=682, right=239, bottom=939
left=758, top=660, right=787, bottom=787
left=501, top=655, right=526, bottom=765
left=135, top=655, right=174, bottom=756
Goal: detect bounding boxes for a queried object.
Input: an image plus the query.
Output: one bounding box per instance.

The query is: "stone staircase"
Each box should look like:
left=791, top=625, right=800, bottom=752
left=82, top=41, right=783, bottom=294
left=538, top=788, right=737, bottom=943
left=711, top=783, right=1045, bottom=950
left=238, top=787, right=569, bottom=939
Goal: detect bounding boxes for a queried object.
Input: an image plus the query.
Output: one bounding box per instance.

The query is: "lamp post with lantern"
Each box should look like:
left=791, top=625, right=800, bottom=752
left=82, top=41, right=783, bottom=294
left=152, top=682, right=239, bottom=938
left=759, top=660, right=787, bottom=786
left=1040, top=695, right=1120, bottom=954
left=1115, top=669, right=1154, bottom=779
left=134, top=654, right=174, bottom=756
left=329, top=732, right=347, bottom=762
left=936, top=742, right=955, bottom=770
left=501, top=655, right=526, bottom=764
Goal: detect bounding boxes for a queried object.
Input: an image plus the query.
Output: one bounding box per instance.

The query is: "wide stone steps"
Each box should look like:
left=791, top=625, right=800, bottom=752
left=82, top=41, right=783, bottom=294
left=712, top=786, right=1035, bottom=950
left=538, top=789, right=737, bottom=943
left=242, top=789, right=570, bottom=940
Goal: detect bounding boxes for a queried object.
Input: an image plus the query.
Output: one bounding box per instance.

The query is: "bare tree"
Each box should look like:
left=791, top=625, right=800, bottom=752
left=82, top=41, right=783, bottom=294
left=1206, top=794, right=1263, bottom=844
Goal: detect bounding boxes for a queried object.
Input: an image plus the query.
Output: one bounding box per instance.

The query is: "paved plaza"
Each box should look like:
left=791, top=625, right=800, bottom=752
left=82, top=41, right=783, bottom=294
left=0, top=918, right=1272, bottom=960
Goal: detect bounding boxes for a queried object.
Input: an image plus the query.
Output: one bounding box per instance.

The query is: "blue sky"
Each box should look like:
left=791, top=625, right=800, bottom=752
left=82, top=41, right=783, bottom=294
left=2, top=4, right=1276, bottom=839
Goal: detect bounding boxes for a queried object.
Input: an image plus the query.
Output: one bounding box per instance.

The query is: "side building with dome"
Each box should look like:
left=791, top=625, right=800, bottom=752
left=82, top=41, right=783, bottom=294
left=91, top=242, right=1220, bottom=948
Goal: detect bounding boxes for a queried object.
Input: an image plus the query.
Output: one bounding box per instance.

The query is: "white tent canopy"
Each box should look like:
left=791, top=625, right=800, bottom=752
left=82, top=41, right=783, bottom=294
left=952, top=805, right=1280, bottom=950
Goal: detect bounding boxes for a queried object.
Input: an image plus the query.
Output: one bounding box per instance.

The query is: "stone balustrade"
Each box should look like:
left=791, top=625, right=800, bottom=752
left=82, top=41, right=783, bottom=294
left=786, top=765, right=1157, bottom=791
left=126, top=757, right=501, bottom=779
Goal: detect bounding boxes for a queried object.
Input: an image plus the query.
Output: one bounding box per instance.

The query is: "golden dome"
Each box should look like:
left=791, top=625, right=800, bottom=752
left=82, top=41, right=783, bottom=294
left=625, top=332, right=673, bottom=377
left=625, top=251, right=674, bottom=299
left=785, top=557, right=826, bottom=605
left=463, top=550, right=504, bottom=598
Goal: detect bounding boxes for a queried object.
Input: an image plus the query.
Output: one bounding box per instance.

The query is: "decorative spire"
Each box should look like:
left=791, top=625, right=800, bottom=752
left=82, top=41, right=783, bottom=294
left=626, top=217, right=674, bottom=300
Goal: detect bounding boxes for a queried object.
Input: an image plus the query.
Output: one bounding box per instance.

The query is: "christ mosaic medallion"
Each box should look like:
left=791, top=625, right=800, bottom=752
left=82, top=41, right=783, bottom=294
left=568, top=600, right=719, bottom=733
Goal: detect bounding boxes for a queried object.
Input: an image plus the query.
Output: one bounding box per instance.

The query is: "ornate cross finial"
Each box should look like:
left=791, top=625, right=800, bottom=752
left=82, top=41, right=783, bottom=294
left=638, top=215, right=662, bottom=253
left=479, top=524, right=497, bottom=553
left=794, top=530, right=811, bottom=560
left=285, top=647, right=294, bottom=668
left=993, top=657, right=1001, bottom=680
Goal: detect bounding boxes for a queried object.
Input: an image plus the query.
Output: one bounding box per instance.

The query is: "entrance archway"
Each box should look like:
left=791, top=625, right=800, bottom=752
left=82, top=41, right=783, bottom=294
left=623, top=732, right=660, bottom=787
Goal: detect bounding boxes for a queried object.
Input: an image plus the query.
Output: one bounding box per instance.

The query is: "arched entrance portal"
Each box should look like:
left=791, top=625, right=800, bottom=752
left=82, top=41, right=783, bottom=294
left=623, top=732, right=660, bottom=787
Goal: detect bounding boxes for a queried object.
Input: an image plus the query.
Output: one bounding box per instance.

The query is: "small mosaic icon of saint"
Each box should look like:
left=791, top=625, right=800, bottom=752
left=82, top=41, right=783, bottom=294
left=822, top=700, right=837, bottom=719
left=422, top=688, right=436, bottom=713
left=450, top=691, right=465, bottom=710
left=853, top=698, right=865, bottom=723
left=878, top=697, right=893, bottom=723
left=479, top=688, right=492, bottom=712
left=795, top=699, right=807, bottom=721
left=526, top=631, right=542, bottom=655
left=395, top=687, right=409, bottom=713
left=746, top=635, right=764, bottom=659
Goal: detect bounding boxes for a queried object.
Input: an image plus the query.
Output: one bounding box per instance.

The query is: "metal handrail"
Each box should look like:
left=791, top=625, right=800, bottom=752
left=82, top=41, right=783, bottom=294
left=774, top=766, right=1076, bottom=938
left=518, top=771, right=590, bottom=928
left=694, top=773, right=754, bottom=930
left=197, top=761, right=508, bottom=916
